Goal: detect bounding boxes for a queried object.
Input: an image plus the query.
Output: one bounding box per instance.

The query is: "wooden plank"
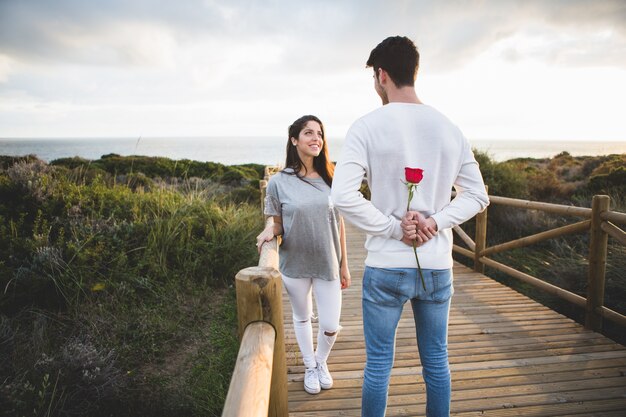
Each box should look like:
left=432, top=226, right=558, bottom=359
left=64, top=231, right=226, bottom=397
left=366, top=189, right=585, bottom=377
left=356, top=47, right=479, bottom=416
left=282, top=223, right=626, bottom=416
left=288, top=366, right=626, bottom=398
left=451, top=398, right=626, bottom=416
left=288, top=386, right=626, bottom=414
left=291, top=401, right=626, bottom=417
left=288, top=361, right=626, bottom=392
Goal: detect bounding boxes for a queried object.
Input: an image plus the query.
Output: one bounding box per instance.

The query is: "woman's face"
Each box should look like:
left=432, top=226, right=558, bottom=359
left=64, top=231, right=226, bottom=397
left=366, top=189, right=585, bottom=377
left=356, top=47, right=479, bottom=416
left=291, top=120, right=324, bottom=159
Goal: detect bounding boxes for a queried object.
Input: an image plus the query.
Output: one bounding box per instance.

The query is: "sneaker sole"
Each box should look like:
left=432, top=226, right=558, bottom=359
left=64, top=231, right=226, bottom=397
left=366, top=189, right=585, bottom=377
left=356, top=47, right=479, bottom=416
left=320, top=381, right=333, bottom=390
left=304, top=384, right=321, bottom=394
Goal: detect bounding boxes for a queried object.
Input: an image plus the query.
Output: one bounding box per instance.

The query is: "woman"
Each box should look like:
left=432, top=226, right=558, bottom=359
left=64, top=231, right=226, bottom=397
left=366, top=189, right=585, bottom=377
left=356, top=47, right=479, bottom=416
left=256, top=115, right=351, bottom=395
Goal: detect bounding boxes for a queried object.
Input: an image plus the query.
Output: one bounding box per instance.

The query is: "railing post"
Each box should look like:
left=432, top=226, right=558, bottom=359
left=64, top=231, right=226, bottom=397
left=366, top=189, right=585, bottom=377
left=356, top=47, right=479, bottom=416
left=585, top=195, right=610, bottom=331
left=235, top=266, right=288, bottom=417
left=260, top=179, right=267, bottom=217
left=474, top=186, right=488, bottom=273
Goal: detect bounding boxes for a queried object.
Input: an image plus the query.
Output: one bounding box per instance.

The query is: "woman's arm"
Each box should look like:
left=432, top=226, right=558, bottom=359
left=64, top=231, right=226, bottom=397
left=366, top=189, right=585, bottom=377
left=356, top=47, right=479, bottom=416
left=339, top=217, right=351, bottom=289
left=256, top=216, right=284, bottom=254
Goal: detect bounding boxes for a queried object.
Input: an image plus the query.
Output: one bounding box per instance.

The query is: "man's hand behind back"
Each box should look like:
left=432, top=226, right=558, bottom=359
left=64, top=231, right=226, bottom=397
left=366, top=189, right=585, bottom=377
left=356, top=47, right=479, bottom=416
left=401, top=211, right=438, bottom=247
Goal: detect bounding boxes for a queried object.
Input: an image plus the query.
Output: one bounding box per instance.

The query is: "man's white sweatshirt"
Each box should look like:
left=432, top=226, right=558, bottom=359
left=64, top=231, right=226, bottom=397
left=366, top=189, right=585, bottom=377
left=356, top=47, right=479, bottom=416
left=331, top=103, right=489, bottom=270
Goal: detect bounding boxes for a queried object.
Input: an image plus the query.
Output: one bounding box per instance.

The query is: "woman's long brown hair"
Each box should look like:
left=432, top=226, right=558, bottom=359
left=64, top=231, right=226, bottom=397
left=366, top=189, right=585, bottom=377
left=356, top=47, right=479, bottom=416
left=284, top=115, right=334, bottom=187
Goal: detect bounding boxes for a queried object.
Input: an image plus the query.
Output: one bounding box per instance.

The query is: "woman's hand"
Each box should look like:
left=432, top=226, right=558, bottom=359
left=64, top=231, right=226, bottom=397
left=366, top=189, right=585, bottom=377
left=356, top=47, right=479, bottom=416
left=340, top=264, right=351, bottom=290
left=256, top=217, right=283, bottom=254
left=256, top=225, right=275, bottom=254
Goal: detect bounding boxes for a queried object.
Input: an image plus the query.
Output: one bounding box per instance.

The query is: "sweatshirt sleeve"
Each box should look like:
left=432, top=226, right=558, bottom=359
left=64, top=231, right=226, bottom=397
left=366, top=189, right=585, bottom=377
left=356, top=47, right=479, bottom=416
left=330, top=123, right=403, bottom=240
left=430, top=140, right=489, bottom=230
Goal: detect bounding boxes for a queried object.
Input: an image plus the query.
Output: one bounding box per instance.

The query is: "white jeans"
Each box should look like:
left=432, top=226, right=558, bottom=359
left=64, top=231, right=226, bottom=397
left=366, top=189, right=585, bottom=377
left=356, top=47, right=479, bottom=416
left=282, top=274, right=342, bottom=369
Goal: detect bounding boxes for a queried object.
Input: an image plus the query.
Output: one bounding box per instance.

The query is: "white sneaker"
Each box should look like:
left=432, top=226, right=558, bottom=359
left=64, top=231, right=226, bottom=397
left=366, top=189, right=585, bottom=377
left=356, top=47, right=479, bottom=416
left=304, top=367, right=321, bottom=394
left=317, top=361, right=333, bottom=389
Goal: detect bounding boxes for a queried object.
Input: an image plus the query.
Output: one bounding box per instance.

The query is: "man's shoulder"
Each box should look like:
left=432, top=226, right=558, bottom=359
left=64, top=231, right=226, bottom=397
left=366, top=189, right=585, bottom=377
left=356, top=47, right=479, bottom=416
left=351, top=104, right=453, bottom=128
left=346, top=106, right=388, bottom=135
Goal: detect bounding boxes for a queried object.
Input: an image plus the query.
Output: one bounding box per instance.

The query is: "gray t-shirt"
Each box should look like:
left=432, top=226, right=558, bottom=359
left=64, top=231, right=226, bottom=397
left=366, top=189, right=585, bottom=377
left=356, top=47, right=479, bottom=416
left=264, top=169, right=342, bottom=280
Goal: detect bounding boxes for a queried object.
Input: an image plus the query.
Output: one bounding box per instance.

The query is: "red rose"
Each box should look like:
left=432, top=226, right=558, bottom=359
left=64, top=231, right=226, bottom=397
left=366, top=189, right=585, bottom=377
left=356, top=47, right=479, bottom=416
left=405, top=167, right=424, bottom=184
left=404, top=166, right=426, bottom=290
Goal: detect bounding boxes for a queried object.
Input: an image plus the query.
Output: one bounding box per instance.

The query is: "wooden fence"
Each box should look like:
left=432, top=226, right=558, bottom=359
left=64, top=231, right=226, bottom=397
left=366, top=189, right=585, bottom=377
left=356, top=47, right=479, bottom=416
left=222, top=168, right=287, bottom=417
left=222, top=167, right=625, bottom=416
left=452, top=193, right=626, bottom=331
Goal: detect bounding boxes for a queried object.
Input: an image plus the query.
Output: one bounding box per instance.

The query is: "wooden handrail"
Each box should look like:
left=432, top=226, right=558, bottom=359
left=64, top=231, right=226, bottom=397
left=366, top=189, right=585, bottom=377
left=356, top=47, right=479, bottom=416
left=487, top=195, right=593, bottom=218
left=453, top=225, right=476, bottom=251
left=222, top=321, right=275, bottom=417
left=479, top=220, right=590, bottom=257
left=258, top=218, right=279, bottom=269
left=601, top=210, right=626, bottom=225
left=452, top=244, right=474, bottom=259
left=226, top=172, right=626, bottom=415
left=478, top=256, right=587, bottom=308
left=601, top=221, right=626, bottom=245
left=223, top=174, right=288, bottom=417
left=597, top=306, right=626, bottom=328
left=228, top=266, right=287, bottom=417
left=453, top=192, right=625, bottom=332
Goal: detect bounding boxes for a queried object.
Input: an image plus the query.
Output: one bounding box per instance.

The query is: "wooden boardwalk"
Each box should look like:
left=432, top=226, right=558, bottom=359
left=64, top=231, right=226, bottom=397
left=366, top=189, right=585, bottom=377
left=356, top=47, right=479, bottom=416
left=283, top=224, right=626, bottom=416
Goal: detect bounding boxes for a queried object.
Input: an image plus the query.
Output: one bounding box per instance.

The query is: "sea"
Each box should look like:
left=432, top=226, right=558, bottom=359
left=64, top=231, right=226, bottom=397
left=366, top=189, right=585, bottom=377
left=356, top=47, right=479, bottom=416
left=0, top=137, right=624, bottom=166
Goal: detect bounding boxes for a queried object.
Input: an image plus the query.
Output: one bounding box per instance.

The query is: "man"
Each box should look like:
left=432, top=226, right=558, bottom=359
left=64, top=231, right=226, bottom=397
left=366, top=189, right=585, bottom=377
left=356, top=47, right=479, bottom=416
left=330, top=36, right=489, bottom=417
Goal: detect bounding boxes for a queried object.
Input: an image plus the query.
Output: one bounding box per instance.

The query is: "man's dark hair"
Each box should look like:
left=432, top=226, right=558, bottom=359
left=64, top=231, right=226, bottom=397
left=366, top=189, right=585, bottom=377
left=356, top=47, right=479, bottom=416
left=366, top=36, right=419, bottom=87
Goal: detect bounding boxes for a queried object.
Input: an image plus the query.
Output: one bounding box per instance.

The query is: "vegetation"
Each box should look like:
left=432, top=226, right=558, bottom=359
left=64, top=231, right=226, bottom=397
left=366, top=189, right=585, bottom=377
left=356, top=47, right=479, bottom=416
left=0, top=155, right=264, bottom=416
left=454, top=151, right=626, bottom=344
left=1, top=149, right=623, bottom=416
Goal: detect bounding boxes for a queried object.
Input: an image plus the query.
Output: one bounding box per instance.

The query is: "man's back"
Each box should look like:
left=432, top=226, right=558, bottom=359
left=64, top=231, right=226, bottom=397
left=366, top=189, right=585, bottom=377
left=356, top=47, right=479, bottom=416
left=331, top=35, right=490, bottom=417
left=332, top=102, right=488, bottom=270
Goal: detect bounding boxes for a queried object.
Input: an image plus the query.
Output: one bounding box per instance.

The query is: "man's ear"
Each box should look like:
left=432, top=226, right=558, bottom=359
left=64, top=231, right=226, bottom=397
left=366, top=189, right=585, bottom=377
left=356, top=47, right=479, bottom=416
left=378, top=68, right=388, bottom=84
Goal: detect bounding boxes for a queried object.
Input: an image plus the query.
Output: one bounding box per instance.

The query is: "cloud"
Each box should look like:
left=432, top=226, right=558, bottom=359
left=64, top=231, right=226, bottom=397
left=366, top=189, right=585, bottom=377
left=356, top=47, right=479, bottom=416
left=1, top=0, right=625, bottom=72
left=1, top=0, right=625, bottom=138
left=0, top=0, right=221, bottom=66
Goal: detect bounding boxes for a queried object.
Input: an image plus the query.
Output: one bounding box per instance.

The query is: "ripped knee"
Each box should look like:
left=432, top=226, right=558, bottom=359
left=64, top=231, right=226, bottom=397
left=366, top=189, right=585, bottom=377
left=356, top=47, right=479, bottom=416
left=321, top=326, right=340, bottom=337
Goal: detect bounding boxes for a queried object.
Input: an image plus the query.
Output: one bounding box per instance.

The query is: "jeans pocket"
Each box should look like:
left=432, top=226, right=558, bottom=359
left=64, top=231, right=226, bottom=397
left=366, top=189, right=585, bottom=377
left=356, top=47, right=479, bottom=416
left=431, top=269, right=454, bottom=303
left=363, top=267, right=408, bottom=306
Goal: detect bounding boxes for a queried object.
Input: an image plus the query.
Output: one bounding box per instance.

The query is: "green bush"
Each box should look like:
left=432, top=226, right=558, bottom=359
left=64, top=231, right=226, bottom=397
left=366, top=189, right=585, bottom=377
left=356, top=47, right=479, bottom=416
left=51, top=154, right=265, bottom=186
left=456, top=150, right=626, bottom=345
left=1, top=155, right=263, bottom=416
left=588, top=166, right=626, bottom=194
left=474, top=149, right=528, bottom=198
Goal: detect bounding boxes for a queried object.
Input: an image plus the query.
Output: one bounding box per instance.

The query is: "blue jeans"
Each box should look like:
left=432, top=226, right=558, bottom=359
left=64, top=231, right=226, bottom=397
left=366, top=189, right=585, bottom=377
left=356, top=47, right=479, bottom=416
left=361, top=266, right=453, bottom=417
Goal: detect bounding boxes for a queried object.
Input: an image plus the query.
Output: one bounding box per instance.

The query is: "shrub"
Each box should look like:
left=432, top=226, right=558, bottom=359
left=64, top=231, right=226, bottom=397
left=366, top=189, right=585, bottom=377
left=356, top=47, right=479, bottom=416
left=0, top=155, right=263, bottom=416
left=588, top=166, right=626, bottom=194
left=474, top=149, right=528, bottom=198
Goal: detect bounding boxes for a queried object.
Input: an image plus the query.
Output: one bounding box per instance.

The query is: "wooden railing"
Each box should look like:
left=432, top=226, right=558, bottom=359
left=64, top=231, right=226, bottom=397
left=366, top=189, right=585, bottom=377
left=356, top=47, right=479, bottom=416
left=223, top=167, right=625, bottom=416
left=453, top=193, right=626, bottom=332
left=222, top=166, right=287, bottom=417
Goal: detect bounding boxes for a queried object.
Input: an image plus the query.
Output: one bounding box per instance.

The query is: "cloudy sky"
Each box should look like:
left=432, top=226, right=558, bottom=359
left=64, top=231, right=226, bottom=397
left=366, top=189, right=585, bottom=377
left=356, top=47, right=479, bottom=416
left=1, top=0, right=625, bottom=142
